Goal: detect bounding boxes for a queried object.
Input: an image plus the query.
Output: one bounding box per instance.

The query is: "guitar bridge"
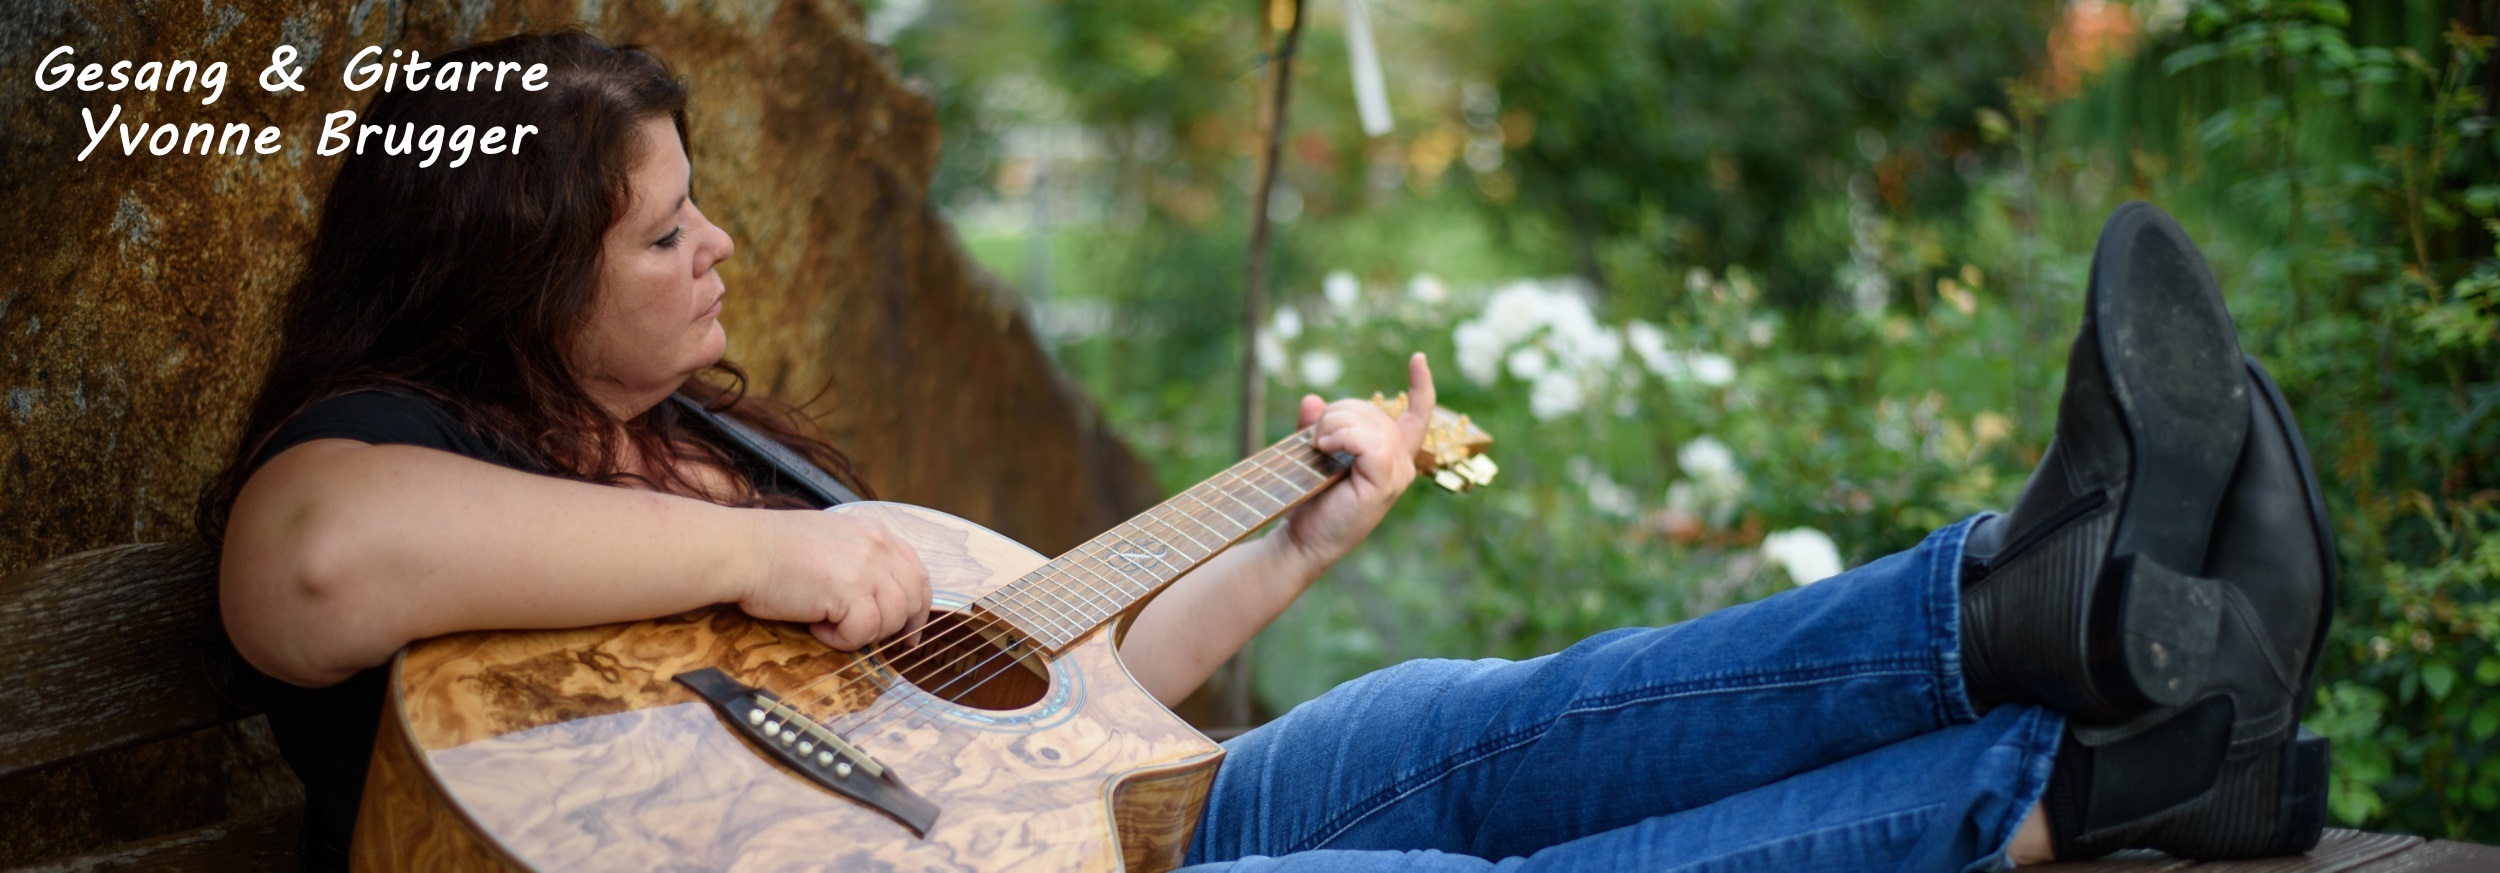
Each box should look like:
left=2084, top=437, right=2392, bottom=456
left=674, top=668, right=940, bottom=836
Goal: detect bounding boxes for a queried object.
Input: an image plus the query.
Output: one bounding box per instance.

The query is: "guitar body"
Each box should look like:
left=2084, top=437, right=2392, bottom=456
left=351, top=502, right=1225, bottom=872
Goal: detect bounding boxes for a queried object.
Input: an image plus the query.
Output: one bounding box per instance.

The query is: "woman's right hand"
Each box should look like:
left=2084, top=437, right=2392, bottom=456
left=744, top=510, right=932, bottom=651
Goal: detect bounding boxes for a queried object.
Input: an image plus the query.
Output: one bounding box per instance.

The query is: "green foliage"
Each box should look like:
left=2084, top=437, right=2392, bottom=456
left=2073, top=1, right=2500, bottom=839
left=899, top=0, right=2500, bottom=842
left=1463, top=0, right=2056, bottom=303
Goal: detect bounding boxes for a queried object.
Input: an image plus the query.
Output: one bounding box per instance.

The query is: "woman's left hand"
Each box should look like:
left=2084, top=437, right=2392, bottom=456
left=1276, top=353, right=1438, bottom=573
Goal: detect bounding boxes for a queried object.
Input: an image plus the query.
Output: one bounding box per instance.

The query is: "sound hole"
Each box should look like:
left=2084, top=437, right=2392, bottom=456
left=888, top=610, right=1050, bottom=711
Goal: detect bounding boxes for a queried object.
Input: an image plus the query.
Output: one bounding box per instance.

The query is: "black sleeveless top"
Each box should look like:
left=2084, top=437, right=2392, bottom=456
left=242, top=390, right=831, bottom=869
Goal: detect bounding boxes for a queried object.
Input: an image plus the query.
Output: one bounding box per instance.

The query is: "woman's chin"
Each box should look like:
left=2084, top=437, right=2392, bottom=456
left=693, top=321, right=728, bottom=367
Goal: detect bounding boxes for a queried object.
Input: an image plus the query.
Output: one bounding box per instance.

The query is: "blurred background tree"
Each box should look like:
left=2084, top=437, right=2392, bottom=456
left=872, top=0, right=2498, bottom=841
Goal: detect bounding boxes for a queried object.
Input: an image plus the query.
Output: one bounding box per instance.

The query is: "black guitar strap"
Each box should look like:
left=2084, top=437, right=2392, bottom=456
left=669, top=394, right=860, bottom=508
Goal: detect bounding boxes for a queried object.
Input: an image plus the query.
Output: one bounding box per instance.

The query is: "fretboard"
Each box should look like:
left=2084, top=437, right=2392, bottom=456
left=973, top=429, right=1346, bottom=651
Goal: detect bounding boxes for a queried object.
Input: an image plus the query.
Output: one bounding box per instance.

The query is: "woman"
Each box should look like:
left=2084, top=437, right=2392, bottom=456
left=202, top=32, right=2334, bottom=872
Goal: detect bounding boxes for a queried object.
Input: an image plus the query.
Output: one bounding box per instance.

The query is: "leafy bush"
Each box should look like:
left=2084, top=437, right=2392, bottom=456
left=903, top=0, right=2499, bottom=841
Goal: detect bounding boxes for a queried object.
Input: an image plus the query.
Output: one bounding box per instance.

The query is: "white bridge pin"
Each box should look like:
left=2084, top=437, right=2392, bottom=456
left=780, top=729, right=797, bottom=743
left=747, top=709, right=766, bottom=725
left=764, top=721, right=781, bottom=734
left=817, top=751, right=835, bottom=766
left=835, top=761, right=853, bottom=778
left=799, top=741, right=815, bottom=754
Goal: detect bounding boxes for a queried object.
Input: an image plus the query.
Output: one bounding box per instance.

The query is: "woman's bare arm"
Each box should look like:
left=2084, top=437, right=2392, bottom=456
left=1119, top=354, right=1437, bottom=706
left=1117, top=529, right=1324, bottom=706
left=220, top=439, right=928, bottom=688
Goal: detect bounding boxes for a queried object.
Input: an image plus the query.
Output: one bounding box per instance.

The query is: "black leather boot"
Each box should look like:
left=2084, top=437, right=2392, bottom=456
left=2041, top=358, right=2338, bottom=860
left=1961, top=201, right=2250, bottom=722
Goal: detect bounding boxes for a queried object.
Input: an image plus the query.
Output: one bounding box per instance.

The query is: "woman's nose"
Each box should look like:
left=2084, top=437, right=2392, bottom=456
left=696, top=209, right=734, bottom=273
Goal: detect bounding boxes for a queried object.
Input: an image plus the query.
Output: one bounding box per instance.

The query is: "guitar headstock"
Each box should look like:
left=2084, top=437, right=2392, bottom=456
left=1368, top=392, right=1499, bottom=492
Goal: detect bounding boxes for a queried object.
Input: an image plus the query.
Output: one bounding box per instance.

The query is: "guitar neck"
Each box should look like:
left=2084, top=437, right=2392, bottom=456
left=973, top=429, right=1346, bottom=651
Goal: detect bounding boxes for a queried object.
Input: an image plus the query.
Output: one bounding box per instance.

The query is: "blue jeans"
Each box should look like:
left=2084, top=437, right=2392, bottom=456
left=1185, top=515, right=2063, bottom=872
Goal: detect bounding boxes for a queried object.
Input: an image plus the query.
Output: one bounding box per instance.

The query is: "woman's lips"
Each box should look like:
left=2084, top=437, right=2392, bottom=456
left=697, top=293, right=723, bottom=320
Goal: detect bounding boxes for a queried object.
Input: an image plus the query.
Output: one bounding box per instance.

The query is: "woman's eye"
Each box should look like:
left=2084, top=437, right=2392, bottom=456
left=656, top=227, right=684, bottom=250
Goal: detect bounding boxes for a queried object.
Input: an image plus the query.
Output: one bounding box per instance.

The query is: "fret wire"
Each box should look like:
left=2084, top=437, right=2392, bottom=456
left=991, top=573, right=1091, bottom=640
left=1062, top=525, right=1161, bottom=600
left=1035, top=532, right=1167, bottom=636
left=1273, top=445, right=1333, bottom=478
left=1262, top=432, right=1326, bottom=477
left=1016, top=585, right=1087, bottom=647
left=1137, top=509, right=1214, bottom=557
left=1014, top=570, right=1104, bottom=629
left=997, top=428, right=1335, bottom=645
left=1177, top=487, right=1256, bottom=533
left=1059, top=552, right=1141, bottom=610
left=1034, top=551, right=1130, bottom=630
left=1270, top=435, right=1335, bottom=479
left=1200, top=472, right=1270, bottom=520
left=1159, top=486, right=1225, bottom=530
left=1103, top=521, right=1194, bottom=581
left=1047, top=543, right=1138, bottom=615
left=986, top=592, right=1074, bottom=646
left=1245, top=447, right=1323, bottom=495
left=1232, top=452, right=1303, bottom=503
left=1211, top=466, right=1286, bottom=516
left=1233, top=432, right=1315, bottom=501
left=980, top=592, right=1071, bottom=646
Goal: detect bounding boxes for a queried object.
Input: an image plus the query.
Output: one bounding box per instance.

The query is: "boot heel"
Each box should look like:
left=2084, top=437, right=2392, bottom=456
left=2271, top=727, right=2330, bottom=855
left=2109, top=554, right=2222, bottom=708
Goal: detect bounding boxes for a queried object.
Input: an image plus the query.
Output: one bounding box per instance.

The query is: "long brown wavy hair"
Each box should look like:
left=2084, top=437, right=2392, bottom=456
left=197, top=30, right=868, bottom=543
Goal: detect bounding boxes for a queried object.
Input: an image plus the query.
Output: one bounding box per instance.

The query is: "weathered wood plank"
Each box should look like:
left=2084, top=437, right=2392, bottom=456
left=0, top=717, right=302, bottom=868
left=2042, top=830, right=2430, bottom=872
left=0, top=543, right=243, bottom=779
left=2175, top=830, right=2424, bottom=872
left=2037, top=848, right=2200, bottom=871
left=8, top=806, right=298, bottom=873
left=2350, top=839, right=2500, bottom=872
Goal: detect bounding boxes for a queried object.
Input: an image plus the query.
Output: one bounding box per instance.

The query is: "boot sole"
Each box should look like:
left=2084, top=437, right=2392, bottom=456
left=2087, top=201, right=2248, bottom=711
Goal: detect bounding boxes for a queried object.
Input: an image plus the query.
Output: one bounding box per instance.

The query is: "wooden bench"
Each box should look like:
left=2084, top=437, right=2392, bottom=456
left=2043, top=829, right=2500, bottom=871
left=0, top=543, right=304, bottom=871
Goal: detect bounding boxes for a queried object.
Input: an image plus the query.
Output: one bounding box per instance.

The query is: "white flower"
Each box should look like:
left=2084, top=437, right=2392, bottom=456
left=1506, top=346, right=1551, bottom=380
left=1482, top=281, right=1551, bottom=346
left=1271, top=305, right=1303, bottom=341
left=1747, top=317, right=1777, bottom=347
left=1453, top=320, right=1506, bottom=385
left=1257, top=332, right=1288, bottom=376
left=1324, top=270, right=1361, bottom=309
left=1678, top=436, right=1736, bottom=481
left=1762, top=528, right=1844, bottom=586
left=1529, top=371, right=1585, bottom=419
left=1298, top=350, right=1344, bottom=387
left=1686, top=267, right=1713, bottom=295
left=1687, top=353, right=1737, bottom=386
left=1585, top=471, right=1638, bottom=517
left=1408, top=273, right=1449, bottom=304
left=1547, top=308, right=1621, bottom=371
left=1627, top=321, right=1674, bottom=375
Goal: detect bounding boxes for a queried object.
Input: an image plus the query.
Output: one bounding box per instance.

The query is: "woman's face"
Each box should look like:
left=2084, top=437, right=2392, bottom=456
left=573, top=117, right=736, bottom=416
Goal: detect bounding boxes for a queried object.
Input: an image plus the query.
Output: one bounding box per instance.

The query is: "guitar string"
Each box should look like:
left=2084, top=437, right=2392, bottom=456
left=810, top=429, right=1318, bottom=700
left=782, top=438, right=1333, bottom=741
left=782, top=433, right=1332, bottom=732
left=828, top=447, right=1324, bottom=733
left=764, top=431, right=1332, bottom=733
left=770, top=429, right=1321, bottom=697
left=827, top=443, right=1341, bottom=740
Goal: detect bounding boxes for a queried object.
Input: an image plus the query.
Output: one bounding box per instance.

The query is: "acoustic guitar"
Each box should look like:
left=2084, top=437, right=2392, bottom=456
left=350, top=395, right=1496, bottom=872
